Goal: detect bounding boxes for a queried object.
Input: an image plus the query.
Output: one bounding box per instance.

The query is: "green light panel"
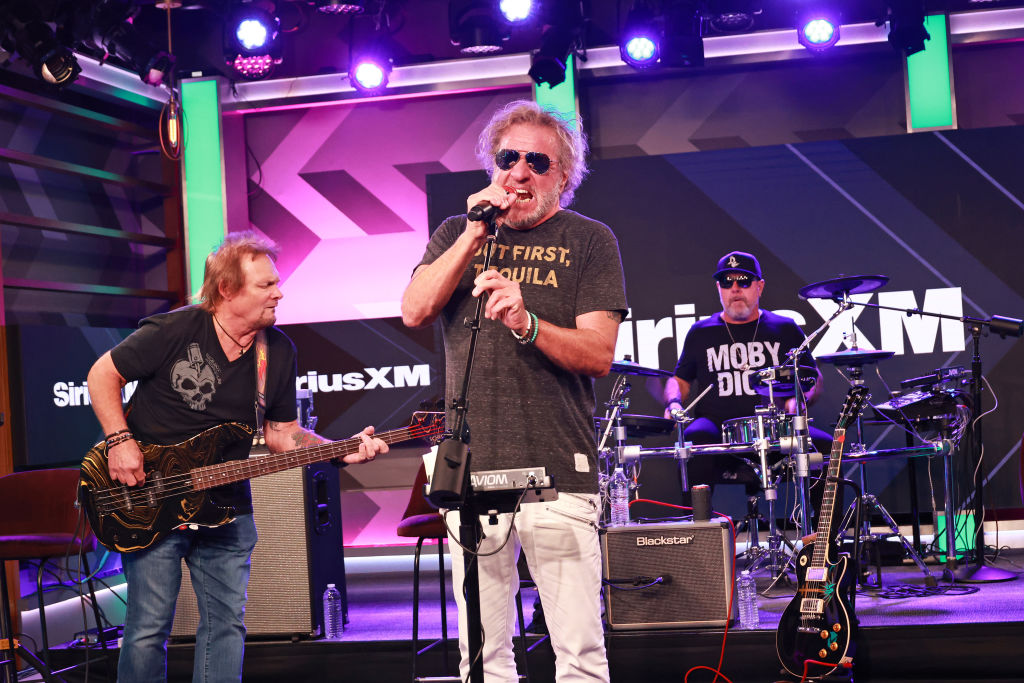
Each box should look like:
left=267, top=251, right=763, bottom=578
left=936, top=512, right=974, bottom=562
left=906, top=14, right=955, bottom=132
left=533, top=55, right=578, bottom=130
left=181, top=78, right=227, bottom=300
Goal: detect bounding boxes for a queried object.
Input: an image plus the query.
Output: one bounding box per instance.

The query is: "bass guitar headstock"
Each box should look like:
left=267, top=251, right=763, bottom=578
left=409, top=411, right=446, bottom=445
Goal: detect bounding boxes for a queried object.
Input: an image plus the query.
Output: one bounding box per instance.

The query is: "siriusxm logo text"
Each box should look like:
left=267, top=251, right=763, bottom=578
left=296, top=364, right=431, bottom=393
left=636, top=535, right=694, bottom=546
left=53, top=381, right=137, bottom=407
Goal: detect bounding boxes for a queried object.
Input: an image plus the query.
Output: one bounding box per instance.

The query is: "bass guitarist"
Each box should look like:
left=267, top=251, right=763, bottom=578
left=86, top=231, right=388, bottom=683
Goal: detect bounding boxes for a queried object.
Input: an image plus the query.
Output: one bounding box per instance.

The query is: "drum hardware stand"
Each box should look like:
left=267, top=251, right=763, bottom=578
left=596, top=371, right=630, bottom=470
left=767, top=292, right=849, bottom=548
left=668, top=384, right=713, bottom=494
left=811, top=296, right=1022, bottom=583
left=837, top=356, right=937, bottom=587
left=739, top=400, right=795, bottom=578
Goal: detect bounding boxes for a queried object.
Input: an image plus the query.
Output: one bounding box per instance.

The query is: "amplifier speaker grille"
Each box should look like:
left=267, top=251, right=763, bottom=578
left=171, top=461, right=346, bottom=639
left=602, top=519, right=735, bottom=630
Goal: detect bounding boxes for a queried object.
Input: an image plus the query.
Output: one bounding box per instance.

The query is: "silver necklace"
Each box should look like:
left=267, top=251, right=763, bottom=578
left=723, top=314, right=761, bottom=371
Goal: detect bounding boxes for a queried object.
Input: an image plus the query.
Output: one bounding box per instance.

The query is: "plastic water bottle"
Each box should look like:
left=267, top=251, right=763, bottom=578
left=609, top=467, right=630, bottom=527
left=323, top=583, right=343, bottom=639
left=737, top=570, right=759, bottom=629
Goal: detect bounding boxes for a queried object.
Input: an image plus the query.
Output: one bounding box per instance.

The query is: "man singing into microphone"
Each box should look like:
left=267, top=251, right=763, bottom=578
left=402, top=100, right=626, bottom=682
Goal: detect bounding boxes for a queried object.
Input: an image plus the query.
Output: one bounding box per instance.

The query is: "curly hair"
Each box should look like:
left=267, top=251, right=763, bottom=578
left=474, top=100, right=589, bottom=207
left=196, top=231, right=279, bottom=312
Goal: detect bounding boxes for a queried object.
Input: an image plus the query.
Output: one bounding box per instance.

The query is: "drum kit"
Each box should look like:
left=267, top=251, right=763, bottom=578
left=598, top=273, right=972, bottom=583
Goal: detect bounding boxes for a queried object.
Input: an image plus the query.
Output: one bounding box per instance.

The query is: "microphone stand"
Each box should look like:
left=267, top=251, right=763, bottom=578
left=426, top=214, right=501, bottom=683
left=818, top=298, right=1022, bottom=583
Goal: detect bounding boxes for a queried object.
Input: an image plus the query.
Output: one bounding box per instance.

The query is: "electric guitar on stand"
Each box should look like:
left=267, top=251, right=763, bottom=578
left=79, top=411, right=445, bottom=553
left=776, top=386, right=869, bottom=680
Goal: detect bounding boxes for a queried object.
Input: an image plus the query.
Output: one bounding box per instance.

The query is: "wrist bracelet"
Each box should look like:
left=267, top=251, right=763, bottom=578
left=510, top=310, right=534, bottom=342
left=511, top=311, right=539, bottom=345
left=526, top=312, right=539, bottom=344
left=105, top=428, right=131, bottom=441
left=106, top=432, right=134, bottom=448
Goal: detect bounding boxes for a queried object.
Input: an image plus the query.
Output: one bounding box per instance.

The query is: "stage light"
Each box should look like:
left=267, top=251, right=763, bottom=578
left=0, top=2, right=81, bottom=86
left=661, top=0, right=704, bottom=68
left=885, top=0, right=929, bottom=56
left=450, top=0, right=509, bottom=55
left=224, top=2, right=281, bottom=80
left=349, top=40, right=392, bottom=92
left=797, top=9, right=840, bottom=52
left=619, top=3, right=661, bottom=69
left=315, top=0, right=366, bottom=13
left=87, top=0, right=175, bottom=86
left=528, top=0, right=584, bottom=87
left=498, top=0, right=534, bottom=24
left=706, top=0, right=761, bottom=34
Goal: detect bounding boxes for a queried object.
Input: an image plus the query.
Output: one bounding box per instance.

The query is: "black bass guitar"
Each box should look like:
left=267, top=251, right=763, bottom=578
left=79, top=411, right=445, bottom=553
left=776, top=386, right=869, bottom=679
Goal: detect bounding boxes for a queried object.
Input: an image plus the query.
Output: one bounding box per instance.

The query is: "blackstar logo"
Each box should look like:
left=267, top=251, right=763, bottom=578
left=636, top=535, right=694, bottom=546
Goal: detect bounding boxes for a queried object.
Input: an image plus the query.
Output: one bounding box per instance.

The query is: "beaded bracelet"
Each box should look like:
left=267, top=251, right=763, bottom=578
left=510, top=311, right=539, bottom=345
left=106, top=432, right=135, bottom=448
left=105, top=428, right=132, bottom=442
left=510, top=310, right=533, bottom=343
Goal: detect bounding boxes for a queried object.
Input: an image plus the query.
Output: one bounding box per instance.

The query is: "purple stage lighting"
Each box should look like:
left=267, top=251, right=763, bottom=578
left=350, top=54, right=392, bottom=92
left=619, top=4, right=661, bottom=69
left=499, top=0, right=533, bottom=23
left=236, top=18, right=270, bottom=51
left=797, top=13, right=840, bottom=51
left=622, top=35, right=658, bottom=67
left=224, top=3, right=281, bottom=79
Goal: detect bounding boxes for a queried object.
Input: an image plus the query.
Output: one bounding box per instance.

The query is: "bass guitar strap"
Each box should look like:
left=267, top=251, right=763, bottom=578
left=254, top=329, right=269, bottom=436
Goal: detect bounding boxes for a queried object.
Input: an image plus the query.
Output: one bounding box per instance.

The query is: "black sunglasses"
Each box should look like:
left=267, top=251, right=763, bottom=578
left=495, top=149, right=554, bottom=175
left=716, top=274, right=757, bottom=289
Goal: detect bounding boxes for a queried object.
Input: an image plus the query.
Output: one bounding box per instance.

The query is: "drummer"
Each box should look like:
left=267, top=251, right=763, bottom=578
left=662, top=250, right=830, bottom=496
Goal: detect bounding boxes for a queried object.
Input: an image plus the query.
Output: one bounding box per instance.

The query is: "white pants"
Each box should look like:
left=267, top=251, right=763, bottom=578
left=447, top=493, right=609, bottom=683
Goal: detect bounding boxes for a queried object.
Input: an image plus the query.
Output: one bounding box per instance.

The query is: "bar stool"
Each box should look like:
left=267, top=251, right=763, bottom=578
left=0, top=469, right=112, bottom=683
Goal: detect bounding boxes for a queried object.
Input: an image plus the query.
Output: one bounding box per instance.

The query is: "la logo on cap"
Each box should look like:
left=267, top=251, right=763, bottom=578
left=727, top=255, right=739, bottom=268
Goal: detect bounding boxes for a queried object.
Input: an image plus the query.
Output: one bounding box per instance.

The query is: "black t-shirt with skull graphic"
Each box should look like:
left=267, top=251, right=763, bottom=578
left=110, top=305, right=298, bottom=514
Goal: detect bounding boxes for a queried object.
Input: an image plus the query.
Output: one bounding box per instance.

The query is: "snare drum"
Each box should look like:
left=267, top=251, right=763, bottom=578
left=721, top=413, right=795, bottom=444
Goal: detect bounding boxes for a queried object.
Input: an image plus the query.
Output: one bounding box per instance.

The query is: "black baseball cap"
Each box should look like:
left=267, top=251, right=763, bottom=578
left=713, top=251, right=762, bottom=280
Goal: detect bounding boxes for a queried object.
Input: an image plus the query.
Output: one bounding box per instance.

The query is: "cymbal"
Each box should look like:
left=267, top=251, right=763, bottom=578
left=817, top=349, right=895, bottom=366
left=799, top=274, right=889, bottom=300
left=609, top=359, right=671, bottom=378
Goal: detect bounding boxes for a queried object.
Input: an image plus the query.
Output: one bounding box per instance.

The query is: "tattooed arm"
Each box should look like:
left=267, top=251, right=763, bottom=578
left=263, top=420, right=388, bottom=464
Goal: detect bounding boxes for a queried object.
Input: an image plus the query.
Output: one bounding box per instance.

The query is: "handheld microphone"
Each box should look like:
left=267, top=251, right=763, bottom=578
left=467, top=186, right=516, bottom=222
left=467, top=202, right=499, bottom=222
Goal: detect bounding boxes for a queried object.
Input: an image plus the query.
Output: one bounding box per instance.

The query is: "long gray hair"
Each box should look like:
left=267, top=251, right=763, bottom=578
left=474, top=100, right=589, bottom=207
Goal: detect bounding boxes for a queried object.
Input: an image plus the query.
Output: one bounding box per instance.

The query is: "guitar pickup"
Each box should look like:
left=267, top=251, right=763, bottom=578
left=806, top=567, right=827, bottom=582
left=801, top=598, right=824, bottom=614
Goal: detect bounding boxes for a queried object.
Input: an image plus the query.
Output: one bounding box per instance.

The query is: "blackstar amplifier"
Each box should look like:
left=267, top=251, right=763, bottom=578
left=602, top=519, right=735, bottom=630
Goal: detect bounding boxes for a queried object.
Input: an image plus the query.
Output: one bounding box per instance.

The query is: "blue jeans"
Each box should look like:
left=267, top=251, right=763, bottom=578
left=118, top=514, right=258, bottom=683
